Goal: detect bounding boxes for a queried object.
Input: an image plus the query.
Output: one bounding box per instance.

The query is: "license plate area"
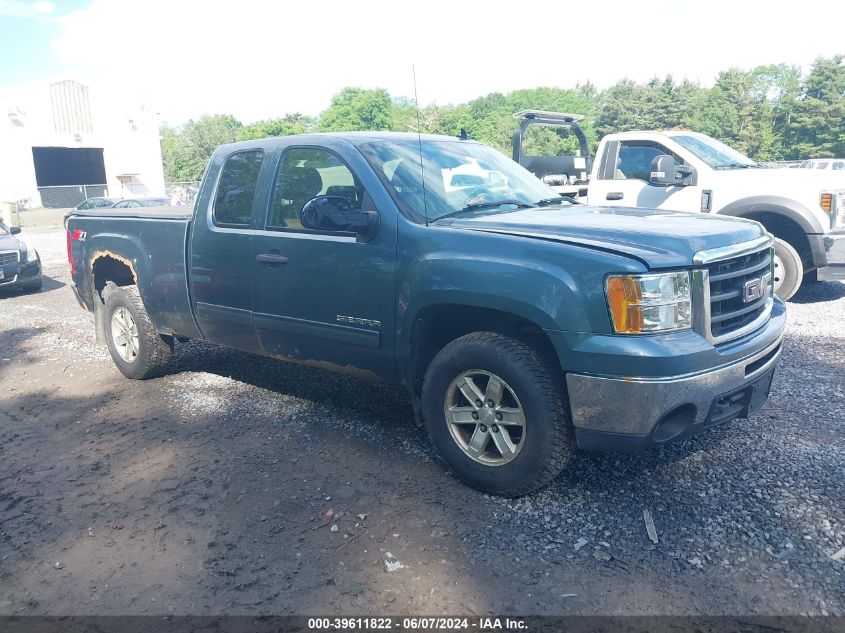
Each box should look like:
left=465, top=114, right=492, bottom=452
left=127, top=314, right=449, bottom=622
left=705, top=367, right=775, bottom=427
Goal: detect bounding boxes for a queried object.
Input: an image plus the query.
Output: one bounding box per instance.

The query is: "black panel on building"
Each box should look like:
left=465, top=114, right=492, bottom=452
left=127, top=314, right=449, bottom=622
left=31, top=147, right=106, bottom=187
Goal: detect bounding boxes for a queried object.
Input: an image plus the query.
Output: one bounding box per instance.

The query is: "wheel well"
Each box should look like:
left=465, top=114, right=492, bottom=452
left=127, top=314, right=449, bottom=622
left=742, top=212, right=813, bottom=269
left=409, top=305, right=561, bottom=393
left=92, top=255, right=135, bottom=302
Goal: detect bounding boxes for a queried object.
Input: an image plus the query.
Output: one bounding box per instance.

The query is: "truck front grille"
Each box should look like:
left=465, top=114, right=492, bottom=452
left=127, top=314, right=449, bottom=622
left=0, top=251, right=20, bottom=266
left=706, top=247, right=773, bottom=341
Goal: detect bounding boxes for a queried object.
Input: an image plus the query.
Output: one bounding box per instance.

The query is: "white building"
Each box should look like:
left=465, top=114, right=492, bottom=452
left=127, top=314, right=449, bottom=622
left=0, top=79, right=165, bottom=208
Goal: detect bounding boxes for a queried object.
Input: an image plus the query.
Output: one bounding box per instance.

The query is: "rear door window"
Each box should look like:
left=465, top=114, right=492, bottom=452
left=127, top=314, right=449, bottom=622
left=213, top=149, right=265, bottom=227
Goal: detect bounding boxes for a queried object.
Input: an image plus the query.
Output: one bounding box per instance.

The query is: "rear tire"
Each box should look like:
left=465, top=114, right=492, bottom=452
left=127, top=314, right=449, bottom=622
left=421, top=331, right=574, bottom=497
left=772, top=238, right=803, bottom=301
left=104, top=284, right=173, bottom=379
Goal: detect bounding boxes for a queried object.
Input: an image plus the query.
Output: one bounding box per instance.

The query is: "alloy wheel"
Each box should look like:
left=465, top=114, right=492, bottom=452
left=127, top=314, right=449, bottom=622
left=443, top=370, right=526, bottom=466
left=111, top=307, right=139, bottom=362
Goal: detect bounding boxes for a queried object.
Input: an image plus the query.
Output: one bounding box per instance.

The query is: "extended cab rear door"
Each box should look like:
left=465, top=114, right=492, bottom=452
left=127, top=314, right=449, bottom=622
left=590, top=139, right=702, bottom=212
left=189, top=147, right=268, bottom=353
left=249, top=141, right=398, bottom=380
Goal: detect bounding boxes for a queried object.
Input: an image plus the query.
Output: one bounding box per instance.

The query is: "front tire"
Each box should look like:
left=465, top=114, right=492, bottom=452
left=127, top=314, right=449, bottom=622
left=104, top=284, right=173, bottom=379
left=422, top=332, right=574, bottom=497
left=772, top=238, right=803, bottom=301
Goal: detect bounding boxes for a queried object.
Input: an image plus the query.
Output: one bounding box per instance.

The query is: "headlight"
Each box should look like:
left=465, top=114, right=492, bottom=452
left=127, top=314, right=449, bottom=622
left=832, top=191, right=845, bottom=230
left=18, top=241, right=39, bottom=263
left=606, top=271, right=692, bottom=334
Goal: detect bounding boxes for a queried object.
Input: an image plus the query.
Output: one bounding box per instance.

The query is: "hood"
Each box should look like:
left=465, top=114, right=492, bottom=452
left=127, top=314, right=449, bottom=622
left=0, top=233, right=22, bottom=252
left=440, top=205, right=766, bottom=269
left=716, top=167, right=845, bottom=190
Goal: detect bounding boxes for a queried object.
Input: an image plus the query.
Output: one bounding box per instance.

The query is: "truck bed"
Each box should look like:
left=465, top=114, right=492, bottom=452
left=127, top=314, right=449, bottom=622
left=66, top=210, right=201, bottom=341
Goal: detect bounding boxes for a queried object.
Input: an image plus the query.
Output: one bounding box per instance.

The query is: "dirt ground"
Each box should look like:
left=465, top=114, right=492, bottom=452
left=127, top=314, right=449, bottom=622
left=1, top=212, right=843, bottom=618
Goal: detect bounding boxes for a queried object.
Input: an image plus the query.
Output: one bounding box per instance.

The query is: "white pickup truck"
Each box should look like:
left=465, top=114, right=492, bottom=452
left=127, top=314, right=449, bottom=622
left=584, top=130, right=845, bottom=299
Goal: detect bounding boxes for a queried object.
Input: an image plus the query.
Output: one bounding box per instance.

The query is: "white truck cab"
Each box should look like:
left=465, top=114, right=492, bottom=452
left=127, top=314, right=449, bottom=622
left=586, top=130, right=845, bottom=299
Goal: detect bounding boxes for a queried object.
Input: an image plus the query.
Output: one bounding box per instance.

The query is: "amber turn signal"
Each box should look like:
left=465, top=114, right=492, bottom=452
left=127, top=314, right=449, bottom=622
left=606, top=276, right=643, bottom=333
left=821, top=193, right=833, bottom=213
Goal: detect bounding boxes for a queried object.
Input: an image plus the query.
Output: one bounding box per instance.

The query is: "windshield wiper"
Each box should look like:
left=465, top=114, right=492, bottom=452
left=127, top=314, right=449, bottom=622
left=434, top=199, right=533, bottom=222
left=462, top=199, right=533, bottom=212
left=536, top=196, right=573, bottom=206
left=714, top=162, right=759, bottom=169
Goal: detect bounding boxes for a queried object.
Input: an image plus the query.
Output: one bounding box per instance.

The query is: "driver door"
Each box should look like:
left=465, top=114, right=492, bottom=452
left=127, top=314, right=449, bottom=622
left=594, top=140, right=701, bottom=213
left=250, top=145, right=398, bottom=379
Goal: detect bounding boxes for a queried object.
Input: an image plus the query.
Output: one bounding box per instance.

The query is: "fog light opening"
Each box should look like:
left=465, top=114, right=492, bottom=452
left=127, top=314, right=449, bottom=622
left=652, top=403, right=697, bottom=443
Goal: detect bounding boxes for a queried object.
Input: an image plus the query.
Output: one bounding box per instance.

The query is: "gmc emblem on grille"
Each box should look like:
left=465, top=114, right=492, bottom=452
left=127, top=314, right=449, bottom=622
left=743, top=272, right=772, bottom=303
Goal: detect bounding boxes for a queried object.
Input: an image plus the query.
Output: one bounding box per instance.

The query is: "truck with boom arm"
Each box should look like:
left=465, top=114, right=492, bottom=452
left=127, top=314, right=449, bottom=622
left=513, top=110, right=845, bottom=300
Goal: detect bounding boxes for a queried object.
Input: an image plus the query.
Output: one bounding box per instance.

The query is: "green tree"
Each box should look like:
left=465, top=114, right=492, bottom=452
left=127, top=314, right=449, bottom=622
left=789, top=55, right=845, bottom=159
left=160, top=114, right=243, bottom=181
left=597, top=76, right=705, bottom=136
left=160, top=124, right=187, bottom=183
left=452, top=87, right=597, bottom=157
left=318, top=87, right=393, bottom=132
left=707, top=68, right=777, bottom=157
left=161, top=55, right=845, bottom=179
left=764, top=64, right=802, bottom=157
left=595, top=79, right=647, bottom=135
left=238, top=113, right=314, bottom=141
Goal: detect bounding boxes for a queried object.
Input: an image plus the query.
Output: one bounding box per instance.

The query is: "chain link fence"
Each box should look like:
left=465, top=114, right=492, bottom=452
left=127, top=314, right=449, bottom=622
left=34, top=184, right=109, bottom=209
left=1, top=184, right=107, bottom=210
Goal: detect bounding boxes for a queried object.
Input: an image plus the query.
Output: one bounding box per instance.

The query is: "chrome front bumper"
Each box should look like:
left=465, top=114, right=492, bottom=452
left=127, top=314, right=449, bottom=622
left=566, top=334, right=784, bottom=451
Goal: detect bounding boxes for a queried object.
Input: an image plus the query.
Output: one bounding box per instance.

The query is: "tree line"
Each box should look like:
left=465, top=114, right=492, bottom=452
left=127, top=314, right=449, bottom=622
left=161, top=55, right=845, bottom=182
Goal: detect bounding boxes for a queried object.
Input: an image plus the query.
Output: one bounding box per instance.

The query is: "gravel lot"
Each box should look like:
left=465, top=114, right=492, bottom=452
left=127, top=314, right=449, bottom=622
left=0, top=213, right=843, bottom=617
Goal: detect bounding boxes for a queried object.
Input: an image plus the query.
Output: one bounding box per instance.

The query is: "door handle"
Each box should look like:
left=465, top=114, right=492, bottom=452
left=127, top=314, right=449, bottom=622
left=256, top=253, right=288, bottom=264
left=606, top=192, right=624, bottom=201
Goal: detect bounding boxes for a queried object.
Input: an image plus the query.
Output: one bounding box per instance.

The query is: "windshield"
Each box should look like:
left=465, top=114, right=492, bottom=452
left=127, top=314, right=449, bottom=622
left=672, top=133, right=757, bottom=169
left=359, top=139, right=563, bottom=222
left=0, top=220, right=7, bottom=236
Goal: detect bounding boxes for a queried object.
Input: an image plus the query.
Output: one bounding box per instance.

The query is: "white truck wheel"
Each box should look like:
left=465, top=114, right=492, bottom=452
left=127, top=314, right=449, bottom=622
left=772, top=238, right=803, bottom=301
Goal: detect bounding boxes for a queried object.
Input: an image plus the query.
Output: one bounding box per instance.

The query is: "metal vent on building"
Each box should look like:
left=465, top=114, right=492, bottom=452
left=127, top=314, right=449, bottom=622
left=50, top=80, right=93, bottom=136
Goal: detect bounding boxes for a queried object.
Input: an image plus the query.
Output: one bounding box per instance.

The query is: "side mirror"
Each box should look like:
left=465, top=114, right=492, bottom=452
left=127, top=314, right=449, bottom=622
left=300, top=195, right=378, bottom=239
left=10, top=226, right=21, bottom=235
left=649, top=155, right=695, bottom=186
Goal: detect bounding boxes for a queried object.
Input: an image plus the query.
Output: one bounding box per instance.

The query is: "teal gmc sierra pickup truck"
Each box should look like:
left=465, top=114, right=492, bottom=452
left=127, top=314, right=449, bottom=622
left=66, top=132, right=786, bottom=496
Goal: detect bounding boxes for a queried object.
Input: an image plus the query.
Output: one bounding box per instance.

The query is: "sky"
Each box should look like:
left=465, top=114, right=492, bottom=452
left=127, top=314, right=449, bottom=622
left=1, top=0, right=844, bottom=125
